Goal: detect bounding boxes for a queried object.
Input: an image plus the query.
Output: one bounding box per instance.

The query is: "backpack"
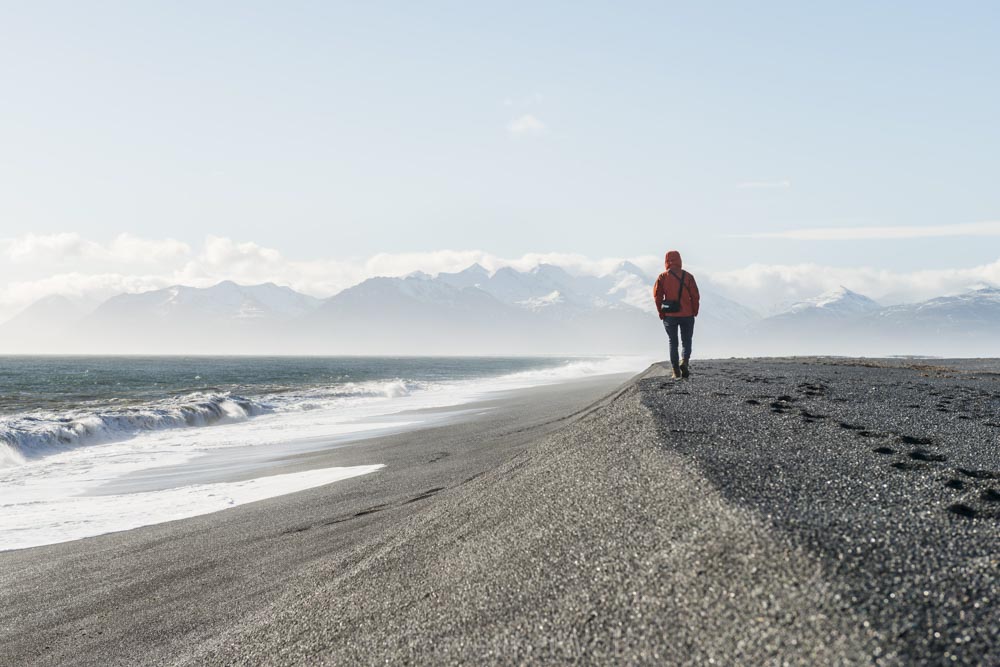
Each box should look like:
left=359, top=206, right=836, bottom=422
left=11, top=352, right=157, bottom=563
left=660, top=271, right=687, bottom=314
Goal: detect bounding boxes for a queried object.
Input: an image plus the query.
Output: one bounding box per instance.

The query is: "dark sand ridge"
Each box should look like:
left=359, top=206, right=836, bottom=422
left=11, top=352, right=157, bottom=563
left=1, top=360, right=998, bottom=665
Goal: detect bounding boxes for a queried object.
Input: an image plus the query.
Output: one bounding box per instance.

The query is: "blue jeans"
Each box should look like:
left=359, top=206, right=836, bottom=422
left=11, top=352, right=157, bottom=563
left=662, top=316, right=695, bottom=367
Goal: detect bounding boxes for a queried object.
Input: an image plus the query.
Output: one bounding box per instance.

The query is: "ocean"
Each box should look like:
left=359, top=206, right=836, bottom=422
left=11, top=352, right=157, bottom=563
left=0, top=355, right=641, bottom=551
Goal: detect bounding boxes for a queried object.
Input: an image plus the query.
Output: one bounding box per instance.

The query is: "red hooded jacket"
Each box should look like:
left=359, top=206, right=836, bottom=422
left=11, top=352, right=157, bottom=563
left=653, top=250, right=700, bottom=319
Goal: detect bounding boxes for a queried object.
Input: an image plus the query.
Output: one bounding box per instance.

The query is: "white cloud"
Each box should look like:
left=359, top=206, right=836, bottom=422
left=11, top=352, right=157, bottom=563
left=508, top=114, right=546, bottom=136
left=107, top=234, right=192, bottom=262
left=705, top=259, right=1000, bottom=311
left=736, top=180, right=791, bottom=190
left=4, top=232, right=91, bottom=262
left=733, top=220, right=1000, bottom=240
left=1, top=232, right=191, bottom=265
left=1, top=272, right=173, bottom=310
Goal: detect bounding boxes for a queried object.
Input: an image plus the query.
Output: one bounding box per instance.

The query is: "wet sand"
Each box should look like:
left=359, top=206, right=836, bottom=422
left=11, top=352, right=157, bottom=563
left=1, top=360, right=998, bottom=665
left=0, top=373, right=632, bottom=665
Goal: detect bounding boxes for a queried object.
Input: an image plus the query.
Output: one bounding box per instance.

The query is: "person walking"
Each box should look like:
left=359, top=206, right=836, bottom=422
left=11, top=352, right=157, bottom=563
left=653, top=250, right=700, bottom=379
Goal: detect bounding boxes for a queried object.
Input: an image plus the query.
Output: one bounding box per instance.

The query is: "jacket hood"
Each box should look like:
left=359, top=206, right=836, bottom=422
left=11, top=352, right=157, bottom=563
left=665, top=250, right=682, bottom=271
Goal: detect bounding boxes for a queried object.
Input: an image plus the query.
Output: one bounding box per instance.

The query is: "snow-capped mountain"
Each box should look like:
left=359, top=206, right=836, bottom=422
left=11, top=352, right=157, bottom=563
left=0, top=263, right=763, bottom=354
left=313, top=274, right=511, bottom=320
left=295, top=263, right=761, bottom=354
left=89, top=280, right=322, bottom=323
left=2, top=267, right=996, bottom=356
left=749, top=285, right=1000, bottom=356
left=436, top=263, right=491, bottom=290
left=860, top=287, right=1000, bottom=356
left=780, top=286, right=881, bottom=317
left=517, top=290, right=565, bottom=311
left=750, top=286, right=883, bottom=354
left=299, top=274, right=542, bottom=354
left=870, top=286, right=1000, bottom=353
left=58, top=282, right=325, bottom=354
left=299, top=268, right=662, bottom=354
left=438, top=263, right=635, bottom=310
left=876, top=286, right=1000, bottom=325
left=611, top=261, right=649, bottom=280
left=477, top=265, right=596, bottom=308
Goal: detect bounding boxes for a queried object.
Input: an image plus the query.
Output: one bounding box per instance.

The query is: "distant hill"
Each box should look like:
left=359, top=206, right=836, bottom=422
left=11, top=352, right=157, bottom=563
left=89, top=281, right=322, bottom=323
left=74, top=282, right=324, bottom=354
left=782, top=286, right=881, bottom=317
left=876, top=286, right=1000, bottom=327
left=0, top=295, right=90, bottom=350
left=300, top=270, right=660, bottom=355
left=868, top=286, right=1000, bottom=354
left=1, top=268, right=997, bottom=356
left=300, top=275, right=534, bottom=354
left=751, top=285, right=1000, bottom=356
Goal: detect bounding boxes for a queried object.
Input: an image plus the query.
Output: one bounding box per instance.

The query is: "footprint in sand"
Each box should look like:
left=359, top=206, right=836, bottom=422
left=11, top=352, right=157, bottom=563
left=942, top=470, right=1000, bottom=520
left=957, top=468, right=1000, bottom=480
left=947, top=503, right=978, bottom=518
left=898, top=435, right=934, bottom=446
left=797, top=409, right=828, bottom=424
left=796, top=382, right=828, bottom=398
left=909, top=449, right=948, bottom=463
left=838, top=421, right=864, bottom=431
left=769, top=396, right=796, bottom=414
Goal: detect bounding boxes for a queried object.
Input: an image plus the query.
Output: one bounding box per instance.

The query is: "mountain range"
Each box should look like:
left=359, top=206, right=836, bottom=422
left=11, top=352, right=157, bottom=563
left=1, top=266, right=998, bottom=356
left=749, top=285, right=1000, bottom=356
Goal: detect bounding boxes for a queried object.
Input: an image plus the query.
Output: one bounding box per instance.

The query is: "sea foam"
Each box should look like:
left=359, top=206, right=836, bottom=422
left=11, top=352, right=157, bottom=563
left=0, top=393, right=270, bottom=465
left=0, top=379, right=434, bottom=466
left=0, top=464, right=384, bottom=551
left=0, top=356, right=647, bottom=550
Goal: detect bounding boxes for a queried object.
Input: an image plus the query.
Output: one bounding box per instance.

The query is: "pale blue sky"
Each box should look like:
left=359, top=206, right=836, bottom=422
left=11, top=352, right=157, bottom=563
left=1, top=1, right=998, bottom=282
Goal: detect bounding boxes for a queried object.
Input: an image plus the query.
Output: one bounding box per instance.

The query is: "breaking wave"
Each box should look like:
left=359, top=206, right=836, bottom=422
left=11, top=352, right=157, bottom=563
left=275, top=379, right=423, bottom=411
left=0, top=393, right=270, bottom=465
left=0, top=378, right=427, bottom=466
left=0, top=358, right=639, bottom=469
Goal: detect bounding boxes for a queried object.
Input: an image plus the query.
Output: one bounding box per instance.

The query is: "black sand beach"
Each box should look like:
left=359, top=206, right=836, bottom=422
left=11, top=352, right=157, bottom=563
left=2, top=360, right=998, bottom=665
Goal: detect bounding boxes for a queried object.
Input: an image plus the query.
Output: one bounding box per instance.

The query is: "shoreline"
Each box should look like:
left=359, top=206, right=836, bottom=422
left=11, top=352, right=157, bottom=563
left=1, top=360, right=997, bottom=664
left=0, top=371, right=633, bottom=665
left=94, top=375, right=620, bottom=496
left=1, top=363, right=640, bottom=551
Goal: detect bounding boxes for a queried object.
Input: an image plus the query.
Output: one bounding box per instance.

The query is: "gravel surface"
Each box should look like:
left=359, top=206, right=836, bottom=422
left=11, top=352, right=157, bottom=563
left=2, top=360, right=997, bottom=665
left=638, top=358, right=1000, bottom=665
left=193, top=366, right=875, bottom=666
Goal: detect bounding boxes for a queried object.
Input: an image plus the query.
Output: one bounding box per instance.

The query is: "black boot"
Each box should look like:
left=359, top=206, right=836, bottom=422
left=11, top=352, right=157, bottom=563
left=679, top=359, right=690, bottom=379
